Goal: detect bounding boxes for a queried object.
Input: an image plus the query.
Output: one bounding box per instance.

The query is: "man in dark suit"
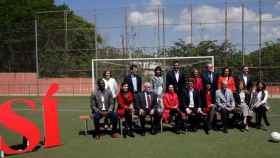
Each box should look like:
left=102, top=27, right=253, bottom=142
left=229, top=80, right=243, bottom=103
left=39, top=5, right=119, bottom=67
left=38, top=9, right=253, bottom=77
left=201, top=63, right=218, bottom=92
left=124, top=64, right=142, bottom=94
left=180, top=79, right=209, bottom=134
left=166, top=61, right=185, bottom=96
left=237, top=65, right=253, bottom=90
left=135, top=82, right=162, bottom=135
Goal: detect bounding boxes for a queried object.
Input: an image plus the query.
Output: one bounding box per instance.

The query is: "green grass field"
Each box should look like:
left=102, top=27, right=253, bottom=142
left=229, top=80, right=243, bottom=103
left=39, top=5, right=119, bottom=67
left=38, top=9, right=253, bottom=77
left=0, top=96, right=279, bottom=158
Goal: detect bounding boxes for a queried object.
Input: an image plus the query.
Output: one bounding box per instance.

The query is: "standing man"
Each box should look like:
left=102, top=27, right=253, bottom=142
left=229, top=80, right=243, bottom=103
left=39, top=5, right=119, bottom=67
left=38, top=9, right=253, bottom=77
left=90, top=79, right=120, bottom=139
left=202, top=63, right=218, bottom=92
left=215, top=81, right=235, bottom=133
left=124, top=64, right=142, bottom=94
left=135, top=82, right=162, bottom=135
left=238, top=65, right=253, bottom=90
left=166, top=61, right=185, bottom=96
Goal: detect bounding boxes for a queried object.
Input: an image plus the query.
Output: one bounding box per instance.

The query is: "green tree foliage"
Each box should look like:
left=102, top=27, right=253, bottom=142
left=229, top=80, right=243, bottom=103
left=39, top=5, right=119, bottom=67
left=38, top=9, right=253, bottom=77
left=163, top=39, right=280, bottom=82
left=0, top=0, right=102, bottom=77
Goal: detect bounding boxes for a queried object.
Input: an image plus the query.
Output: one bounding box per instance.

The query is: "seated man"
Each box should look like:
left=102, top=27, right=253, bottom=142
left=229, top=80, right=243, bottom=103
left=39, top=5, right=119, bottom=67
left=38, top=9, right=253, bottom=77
left=90, top=79, right=120, bottom=139
left=180, top=78, right=209, bottom=134
left=215, top=80, right=235, bottom=133
left=135, top=82, right=162, bottom=135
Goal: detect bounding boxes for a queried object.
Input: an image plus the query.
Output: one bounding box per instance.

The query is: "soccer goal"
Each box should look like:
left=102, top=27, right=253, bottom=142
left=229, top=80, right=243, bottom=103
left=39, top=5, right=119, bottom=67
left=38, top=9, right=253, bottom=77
left=91, top=56, right=214, bottom=92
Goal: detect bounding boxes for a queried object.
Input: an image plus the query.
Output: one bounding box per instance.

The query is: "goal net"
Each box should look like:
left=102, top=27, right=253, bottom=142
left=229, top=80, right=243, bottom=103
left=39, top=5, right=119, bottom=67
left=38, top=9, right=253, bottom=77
left=91, top=56, right=214, bottom=92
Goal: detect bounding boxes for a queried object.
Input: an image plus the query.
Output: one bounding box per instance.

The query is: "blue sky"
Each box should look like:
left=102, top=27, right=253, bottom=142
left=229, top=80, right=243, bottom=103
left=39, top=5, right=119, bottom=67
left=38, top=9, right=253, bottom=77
left=54, top=0, right=280, bottom=52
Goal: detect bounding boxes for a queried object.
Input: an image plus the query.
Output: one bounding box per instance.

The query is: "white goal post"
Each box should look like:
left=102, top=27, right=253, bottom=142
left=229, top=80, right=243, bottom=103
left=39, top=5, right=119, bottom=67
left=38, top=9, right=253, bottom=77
left=91, top=56, right=214, bottom=92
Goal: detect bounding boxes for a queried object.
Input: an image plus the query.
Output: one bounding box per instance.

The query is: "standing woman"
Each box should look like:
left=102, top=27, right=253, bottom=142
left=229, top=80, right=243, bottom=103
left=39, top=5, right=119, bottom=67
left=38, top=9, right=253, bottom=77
left=117, top=82, right=135, bottom=137
left=152, top=66, right=164, bottom=97
left=151, top=66, right=164, bottom=107
left=217, top=67, right=236, bottom=93
left=253, top=81, right=270, bottom=129
left=103, top=70, right=118, bottom=107
left=162, top=84, right=182, bottom=134
left=191, top=68, right=204, bottom=92
left=234, top=81, right=250, bottom=130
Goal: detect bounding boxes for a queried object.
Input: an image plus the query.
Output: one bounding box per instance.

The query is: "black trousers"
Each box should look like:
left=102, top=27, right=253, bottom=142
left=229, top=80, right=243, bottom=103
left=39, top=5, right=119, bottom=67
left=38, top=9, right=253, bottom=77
left=219, top=108, right=231, bottom=130
left=93, top=111, right=118, bottom=134
left=169, top=109, right=182, bottom=132
left=138, top=108, right=162, bottom=132
left=183, top=108, right=209, bottom=132
left=255, top=105, right=270, bottom=126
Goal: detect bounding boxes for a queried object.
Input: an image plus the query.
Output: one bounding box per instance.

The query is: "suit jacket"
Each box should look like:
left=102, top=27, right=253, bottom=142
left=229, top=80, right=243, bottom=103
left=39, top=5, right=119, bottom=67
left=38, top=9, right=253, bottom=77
left=215, top=88, right=235, bottom=109
left=134, top=91, right=159, bottom=110
left=90, top=89, right=114, bottom=113
left=201, top=71, right=218, bottom=90
left=234, top=90, right=250, bottom=106
left=166, top=70, right=185, bottom=94
left=180, top=88, right=201, bottom=111
left=124, top=74, right=142, bottom=93
left=237, top=74, right=253, bottom=90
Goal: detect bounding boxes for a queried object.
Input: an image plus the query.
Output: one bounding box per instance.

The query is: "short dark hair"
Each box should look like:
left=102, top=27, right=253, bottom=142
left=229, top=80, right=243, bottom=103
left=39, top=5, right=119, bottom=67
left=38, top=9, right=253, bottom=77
left=130, top=64, right=137, bottom=70
left=241, top=65, right=248, bottom=71
left=120, top=82, right=129, bottom=93
left=173, top=60, right=179, bottom=65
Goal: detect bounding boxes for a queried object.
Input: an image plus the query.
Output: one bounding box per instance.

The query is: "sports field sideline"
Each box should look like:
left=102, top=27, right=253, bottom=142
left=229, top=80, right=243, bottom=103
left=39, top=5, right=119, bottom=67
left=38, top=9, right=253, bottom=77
left=0, top=96, right=279, bottom=158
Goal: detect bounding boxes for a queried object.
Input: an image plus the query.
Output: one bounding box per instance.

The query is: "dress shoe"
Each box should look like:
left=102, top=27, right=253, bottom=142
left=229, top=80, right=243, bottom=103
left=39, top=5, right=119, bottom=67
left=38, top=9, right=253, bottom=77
left=222, top=128, right=228, bottom=134
left=140, top=132, right=146, bottom=136
left=151, top=129, right=157, bottom=135
left=128, top=131, right=135, bottom=137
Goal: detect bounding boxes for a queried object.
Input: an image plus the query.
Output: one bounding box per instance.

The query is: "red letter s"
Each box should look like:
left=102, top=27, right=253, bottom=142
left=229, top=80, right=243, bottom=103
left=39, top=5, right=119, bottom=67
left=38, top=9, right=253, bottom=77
left=0, top=99, right=40, bottom=155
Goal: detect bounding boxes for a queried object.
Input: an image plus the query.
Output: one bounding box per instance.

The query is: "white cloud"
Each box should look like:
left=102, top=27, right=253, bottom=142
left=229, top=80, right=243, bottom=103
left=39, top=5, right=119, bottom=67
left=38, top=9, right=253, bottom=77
left=275, top=1, right=280, bottom=9
left=150, top=0, right=161, bottom=6
left=175, top=5, right=280, bottom=43
left=128, top=0, right=172, bottom=26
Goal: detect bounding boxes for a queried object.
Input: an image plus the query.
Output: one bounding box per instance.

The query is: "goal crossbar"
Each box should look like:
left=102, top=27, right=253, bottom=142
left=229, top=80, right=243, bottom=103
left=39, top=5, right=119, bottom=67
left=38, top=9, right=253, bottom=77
left=91, top=56, right=214, bottom=92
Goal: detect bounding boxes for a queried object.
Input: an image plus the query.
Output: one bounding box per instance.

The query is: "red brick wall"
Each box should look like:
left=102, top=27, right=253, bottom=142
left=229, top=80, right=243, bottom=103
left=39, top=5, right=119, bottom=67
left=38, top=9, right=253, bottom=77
left=0, top=73, right=279, bottom=96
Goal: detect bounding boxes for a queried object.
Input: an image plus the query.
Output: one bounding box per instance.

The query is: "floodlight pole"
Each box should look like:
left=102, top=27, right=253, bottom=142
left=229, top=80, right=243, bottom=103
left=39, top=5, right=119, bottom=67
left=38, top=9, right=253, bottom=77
left=241, top=2, right=245, bottom=65
left=258, top=0, right=262, bottom=80
left=190, top=0, right=193, bottom=45
left=35, top=15, right=40, bottom=96
left=35, top=16, right=39, bottom=78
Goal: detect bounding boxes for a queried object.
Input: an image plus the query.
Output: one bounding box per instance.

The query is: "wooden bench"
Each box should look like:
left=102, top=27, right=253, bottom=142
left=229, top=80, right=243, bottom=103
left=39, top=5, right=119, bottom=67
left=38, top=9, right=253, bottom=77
left=79, top=115, right=92, bottom=135
left=79, top=114, right=163, bottom=136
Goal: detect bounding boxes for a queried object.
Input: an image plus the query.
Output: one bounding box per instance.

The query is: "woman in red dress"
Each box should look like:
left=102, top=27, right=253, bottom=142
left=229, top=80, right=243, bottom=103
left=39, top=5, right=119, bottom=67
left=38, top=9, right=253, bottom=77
left=162, top=84, right=182, bottom=133
left=202, top=82, right=215, bottom=129
left=217, top=67, right=236, bottom=93
left=117, top=82, right=135, bottom=137
left=191, top=68, right=204, bottom=92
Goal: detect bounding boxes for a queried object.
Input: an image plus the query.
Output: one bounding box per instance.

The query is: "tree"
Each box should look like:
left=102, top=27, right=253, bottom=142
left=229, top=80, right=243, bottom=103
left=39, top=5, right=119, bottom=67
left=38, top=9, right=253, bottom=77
left=0, top=0, right=102, bottom=77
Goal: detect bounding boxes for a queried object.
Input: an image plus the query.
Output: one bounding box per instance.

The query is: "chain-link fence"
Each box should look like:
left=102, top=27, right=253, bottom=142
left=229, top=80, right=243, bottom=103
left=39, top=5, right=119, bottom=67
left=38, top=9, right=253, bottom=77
left=1, top=0, right=280, bottom=83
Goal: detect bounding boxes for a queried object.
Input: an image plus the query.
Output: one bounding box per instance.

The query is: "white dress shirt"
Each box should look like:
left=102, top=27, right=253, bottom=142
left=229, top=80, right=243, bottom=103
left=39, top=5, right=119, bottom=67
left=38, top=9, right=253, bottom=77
left=189, top=89, right=194, bottom=108
left=131, top=75, right=137, bottom=92
left=243, top=75, right=248, bottom=86
left=175, top=71, right=179, bottom=82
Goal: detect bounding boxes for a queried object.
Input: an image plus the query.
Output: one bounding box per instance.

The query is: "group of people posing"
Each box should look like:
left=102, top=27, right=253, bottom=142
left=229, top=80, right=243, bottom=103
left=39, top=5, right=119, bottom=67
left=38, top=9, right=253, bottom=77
left=90, top=61, right=270, bottom=139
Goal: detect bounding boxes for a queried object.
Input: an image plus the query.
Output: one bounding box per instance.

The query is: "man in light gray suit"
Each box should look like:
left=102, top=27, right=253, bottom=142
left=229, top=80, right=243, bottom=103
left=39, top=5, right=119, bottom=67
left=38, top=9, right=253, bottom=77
left=216, top=80, right=235, bottom=133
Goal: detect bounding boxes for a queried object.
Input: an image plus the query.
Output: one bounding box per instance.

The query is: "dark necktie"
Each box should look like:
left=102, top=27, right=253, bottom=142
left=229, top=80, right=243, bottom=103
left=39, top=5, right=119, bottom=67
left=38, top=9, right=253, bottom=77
left=147, top=94, right=152, bottom=109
